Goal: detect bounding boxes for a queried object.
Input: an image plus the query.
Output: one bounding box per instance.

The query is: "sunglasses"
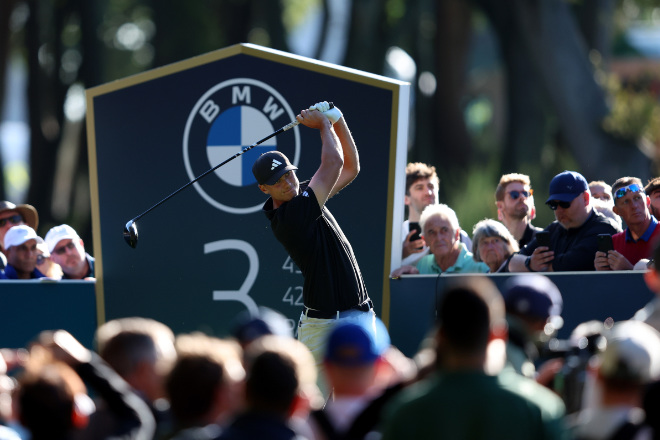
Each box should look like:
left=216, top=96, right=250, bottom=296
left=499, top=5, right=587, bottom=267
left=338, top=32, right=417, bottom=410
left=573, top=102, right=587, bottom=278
left=547, top=200, right=572, bottom=211
left=614, top=183, right=643, bottom=200
left=53, top=242, right=76, bottom=255
left=0, top=215, right=23, bottom=228
left=508, top=189, right=533, bottom=200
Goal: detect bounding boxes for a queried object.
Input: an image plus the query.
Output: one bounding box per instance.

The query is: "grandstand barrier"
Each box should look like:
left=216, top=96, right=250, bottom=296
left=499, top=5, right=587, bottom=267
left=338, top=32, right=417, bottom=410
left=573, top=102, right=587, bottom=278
left=0, top=280, right=97, bottom=349
left=0, top=272, right=655, bottom=357
left=389, top=272, right=655, bottom=357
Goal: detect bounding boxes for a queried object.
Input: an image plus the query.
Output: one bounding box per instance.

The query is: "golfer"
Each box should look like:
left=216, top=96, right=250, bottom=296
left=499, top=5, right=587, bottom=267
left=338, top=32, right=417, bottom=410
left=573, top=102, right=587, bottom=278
left=252, top=102, right=375, bottom=381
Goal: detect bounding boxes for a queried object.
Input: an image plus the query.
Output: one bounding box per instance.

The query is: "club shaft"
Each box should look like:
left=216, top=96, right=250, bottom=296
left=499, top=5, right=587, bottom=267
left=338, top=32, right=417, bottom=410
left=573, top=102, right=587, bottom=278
left=130, top=118, right=301, bottom=223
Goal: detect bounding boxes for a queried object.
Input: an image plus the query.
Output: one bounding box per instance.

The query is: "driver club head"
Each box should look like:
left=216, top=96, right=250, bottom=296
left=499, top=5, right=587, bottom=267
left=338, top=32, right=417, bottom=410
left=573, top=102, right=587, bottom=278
left=123, top=220, right=138, bottom=248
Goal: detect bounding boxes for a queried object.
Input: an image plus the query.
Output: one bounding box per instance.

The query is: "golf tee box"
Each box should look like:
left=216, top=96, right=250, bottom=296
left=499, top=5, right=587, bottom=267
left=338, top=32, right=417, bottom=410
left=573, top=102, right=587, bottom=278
left=86, top=43, right=410, bottom=334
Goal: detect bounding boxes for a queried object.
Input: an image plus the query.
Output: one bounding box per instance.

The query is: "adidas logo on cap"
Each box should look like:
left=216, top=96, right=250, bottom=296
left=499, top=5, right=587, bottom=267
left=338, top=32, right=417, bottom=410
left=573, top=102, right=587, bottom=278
left=252, top=151, right=298, bottom=186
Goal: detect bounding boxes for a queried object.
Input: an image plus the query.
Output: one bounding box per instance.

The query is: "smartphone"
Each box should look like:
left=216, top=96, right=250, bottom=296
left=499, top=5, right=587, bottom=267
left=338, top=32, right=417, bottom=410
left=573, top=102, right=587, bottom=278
left=409, top=222, right=422, bottom=242
left=536, top=231, right=551, bottom=248
left=598, top=234, right=613, bottom=253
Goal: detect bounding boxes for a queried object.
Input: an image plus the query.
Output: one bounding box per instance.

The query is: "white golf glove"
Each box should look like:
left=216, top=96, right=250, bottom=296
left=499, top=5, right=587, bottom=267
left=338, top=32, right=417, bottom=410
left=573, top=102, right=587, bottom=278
left=309, top=101, right=343, bottom=124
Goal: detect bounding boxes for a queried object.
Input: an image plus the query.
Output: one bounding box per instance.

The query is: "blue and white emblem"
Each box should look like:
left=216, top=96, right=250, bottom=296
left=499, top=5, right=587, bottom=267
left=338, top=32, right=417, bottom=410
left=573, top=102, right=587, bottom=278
left=184, top=78, right=301, bottom=214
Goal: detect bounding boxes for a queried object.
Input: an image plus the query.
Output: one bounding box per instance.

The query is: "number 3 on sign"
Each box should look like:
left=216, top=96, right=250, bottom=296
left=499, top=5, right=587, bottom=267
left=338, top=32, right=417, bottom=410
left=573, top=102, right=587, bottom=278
left=282, top=256, right=301, bottom=274
left=283, top=286, right=304, bottom=306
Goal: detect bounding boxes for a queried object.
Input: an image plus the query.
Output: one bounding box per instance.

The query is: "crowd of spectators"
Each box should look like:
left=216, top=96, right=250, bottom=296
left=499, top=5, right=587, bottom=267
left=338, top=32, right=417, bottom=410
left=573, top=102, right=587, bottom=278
left=3, top=165, right=660, bottom=439
left=0, top=201, right=94, bottom=280
left=1, top=263, right=659, bottom=439
left=396, top=164, right=660, bottom=275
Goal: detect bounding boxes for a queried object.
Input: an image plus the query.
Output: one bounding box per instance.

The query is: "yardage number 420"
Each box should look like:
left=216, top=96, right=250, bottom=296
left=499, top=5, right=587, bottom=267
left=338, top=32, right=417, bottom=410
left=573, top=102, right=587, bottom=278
left=283, top=286, right=304, bottom=306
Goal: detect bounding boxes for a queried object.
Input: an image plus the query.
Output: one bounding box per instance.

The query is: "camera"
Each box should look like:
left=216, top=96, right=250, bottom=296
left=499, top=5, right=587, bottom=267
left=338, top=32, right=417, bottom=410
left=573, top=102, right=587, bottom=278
left=538, top=320, right=607, bottom=414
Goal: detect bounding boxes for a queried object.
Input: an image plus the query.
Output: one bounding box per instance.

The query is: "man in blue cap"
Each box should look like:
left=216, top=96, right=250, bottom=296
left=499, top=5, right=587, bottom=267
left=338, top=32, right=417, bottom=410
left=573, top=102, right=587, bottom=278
left=509, top=170, right=620, bottom=272
left=502, top=274, right=563, bottom=381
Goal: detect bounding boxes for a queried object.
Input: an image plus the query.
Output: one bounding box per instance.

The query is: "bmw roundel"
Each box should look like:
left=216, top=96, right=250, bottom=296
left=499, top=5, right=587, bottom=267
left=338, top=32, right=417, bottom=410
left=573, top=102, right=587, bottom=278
left=183, top=79, right=301, bottom=214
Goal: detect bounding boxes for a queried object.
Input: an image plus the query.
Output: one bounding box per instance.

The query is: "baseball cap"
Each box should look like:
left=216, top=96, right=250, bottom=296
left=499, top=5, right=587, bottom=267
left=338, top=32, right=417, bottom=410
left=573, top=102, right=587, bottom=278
left=231, top=306, right=293, bottom=345
left=4, top=225, right=43, bottom=250
left=546, top=171, right=589, bottom=203
left=324, top=319, right=390, bottom=367
left=252, top=151, right=297, bottom=186
left=600, top=320, right=660, bottom=384
left=0, top=201, right=38, bottom=230
left=502, top=274, right=563, bottom=322
left=45, top=224, right=81, bottom=253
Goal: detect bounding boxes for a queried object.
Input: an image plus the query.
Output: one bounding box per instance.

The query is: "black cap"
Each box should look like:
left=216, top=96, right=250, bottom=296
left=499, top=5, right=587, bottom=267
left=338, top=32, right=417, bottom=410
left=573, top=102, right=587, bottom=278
left=252, top=151, right=298, bottom=185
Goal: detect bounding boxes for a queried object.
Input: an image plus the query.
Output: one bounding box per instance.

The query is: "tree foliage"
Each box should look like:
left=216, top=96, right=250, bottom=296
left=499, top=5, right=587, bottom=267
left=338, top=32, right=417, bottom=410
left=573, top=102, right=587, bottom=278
left=0, top=0, right=658, bottom=247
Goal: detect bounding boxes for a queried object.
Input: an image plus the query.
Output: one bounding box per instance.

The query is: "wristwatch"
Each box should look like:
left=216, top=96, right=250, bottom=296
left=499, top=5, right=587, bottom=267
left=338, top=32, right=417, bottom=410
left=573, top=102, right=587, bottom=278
left=524, top=256, right=535, bottom=272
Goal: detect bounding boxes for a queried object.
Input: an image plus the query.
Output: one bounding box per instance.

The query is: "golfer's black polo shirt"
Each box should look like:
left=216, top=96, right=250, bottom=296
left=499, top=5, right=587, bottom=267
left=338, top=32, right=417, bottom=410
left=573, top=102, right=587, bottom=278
left=263, top=181, right=369, bottom=312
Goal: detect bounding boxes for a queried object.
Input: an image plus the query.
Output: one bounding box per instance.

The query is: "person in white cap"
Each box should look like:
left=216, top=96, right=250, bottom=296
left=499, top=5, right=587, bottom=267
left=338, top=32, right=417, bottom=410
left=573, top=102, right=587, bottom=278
left=568, top=320, right=660, bottom=439
left=0, top=201, right=39, bottom=270
left=44, top=224, right=95, bottom=280
left=1, top=225, right=46, bottom=280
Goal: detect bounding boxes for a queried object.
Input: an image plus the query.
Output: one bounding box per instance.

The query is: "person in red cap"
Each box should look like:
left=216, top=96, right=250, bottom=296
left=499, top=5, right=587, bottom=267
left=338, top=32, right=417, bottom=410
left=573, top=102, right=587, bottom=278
left=251, top=102, right=374, bottom=395
left=0, top=201, right=39, bottom=269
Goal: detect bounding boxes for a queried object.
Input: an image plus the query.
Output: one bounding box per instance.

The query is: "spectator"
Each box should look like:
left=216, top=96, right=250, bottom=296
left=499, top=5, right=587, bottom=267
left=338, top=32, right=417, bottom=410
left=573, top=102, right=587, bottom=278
left=392, top=204, right=488, bottom=276
left=591, top=197, right=622, bottom=230
left=0, top=350, right=23, bottom=440
left=0, top=201, right=38, bottom=270
left=230, top=306, right=293, bottom=350
left=76, top=317, right=177, bottom=440
left=588, top=180, right=614, bottom=206
left=501, top=274, right=564, bottom=383
left=401, top=162, right=472, bottom=266
left=1, top=225, right=46, bottom=279
left=309, top=319, right=403, bottom=440
left=595, top=177, right=660, bottom=271
left=472, top=219, right=519, bottom=272
left=45, top=224, right=95, bottom=280
left=36, top=241, right=63, bottom=279
left=644, top=177, right=660, bottom=219
left=568, top=321, right=660, bottom=440
left=495, top=173, right=543, bottom=248
left=16, top=330, right=155, bottom=440
left=381, top=277, right=566, bottom=439
left=218, top=335, right=319, bottom=440
left=634, top=239, right=660, bottom=332
left=164, top=333, right=245, bottom=439
left=509, top=170, right=620, bottom=272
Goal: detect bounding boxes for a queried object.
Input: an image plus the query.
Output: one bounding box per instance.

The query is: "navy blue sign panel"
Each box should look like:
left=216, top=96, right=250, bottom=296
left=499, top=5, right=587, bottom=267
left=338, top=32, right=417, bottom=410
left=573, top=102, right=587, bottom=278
left=86, top=44, right=410, bottom=336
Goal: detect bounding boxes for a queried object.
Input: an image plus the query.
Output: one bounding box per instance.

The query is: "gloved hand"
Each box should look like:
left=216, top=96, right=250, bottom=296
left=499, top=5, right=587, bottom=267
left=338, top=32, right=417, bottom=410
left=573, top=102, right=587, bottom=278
left=309, top=101, right=342, bottom=124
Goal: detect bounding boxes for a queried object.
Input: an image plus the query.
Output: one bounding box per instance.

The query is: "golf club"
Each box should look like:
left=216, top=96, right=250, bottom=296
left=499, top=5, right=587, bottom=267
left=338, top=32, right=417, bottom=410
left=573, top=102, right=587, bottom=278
left=123, top=103, right=334, bottom=248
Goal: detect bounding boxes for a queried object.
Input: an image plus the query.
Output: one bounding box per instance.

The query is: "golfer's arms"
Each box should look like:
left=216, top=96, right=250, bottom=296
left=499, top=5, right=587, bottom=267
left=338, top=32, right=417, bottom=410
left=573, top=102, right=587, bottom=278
left=308, top=118, right=343, bottom=208
left=328, top=116, right=359, bottom=198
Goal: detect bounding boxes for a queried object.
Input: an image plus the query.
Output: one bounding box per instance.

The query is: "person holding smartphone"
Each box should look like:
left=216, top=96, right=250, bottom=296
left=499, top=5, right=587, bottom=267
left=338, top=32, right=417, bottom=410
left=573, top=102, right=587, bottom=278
left=400, top=162, right=472, bottom=267
left=509, top=170, right=620, bottom=272
left=595, top=177, right=660, bottom=271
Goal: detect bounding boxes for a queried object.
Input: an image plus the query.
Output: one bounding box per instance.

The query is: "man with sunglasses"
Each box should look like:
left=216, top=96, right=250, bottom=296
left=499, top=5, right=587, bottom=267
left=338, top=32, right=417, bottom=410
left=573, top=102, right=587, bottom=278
left=44, top=224, right=95, bottom=279
left=495, top=173, right=542, bottom=248
left=509, top=170, right=620, bottom=272
left=595, top=177, right=660, bottom=271
left=0, top=201, right=39, bottom=270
